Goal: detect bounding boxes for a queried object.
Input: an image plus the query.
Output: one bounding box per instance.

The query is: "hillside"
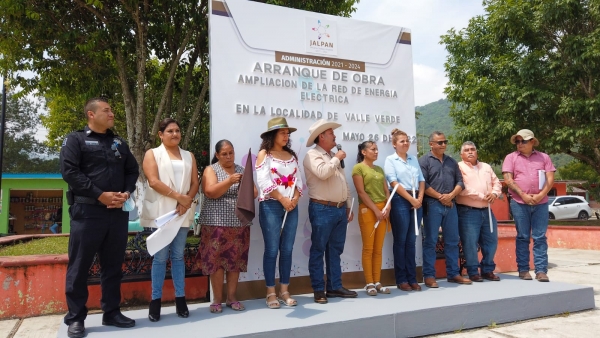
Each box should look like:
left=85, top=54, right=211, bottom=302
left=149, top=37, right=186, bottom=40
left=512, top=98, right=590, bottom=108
left=414, top=98, right=573, bottom=175
left=415, top=99, right=457, bottom=157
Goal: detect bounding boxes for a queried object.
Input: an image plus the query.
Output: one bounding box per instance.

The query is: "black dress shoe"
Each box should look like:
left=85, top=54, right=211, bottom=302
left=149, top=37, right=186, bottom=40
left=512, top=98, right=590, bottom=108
left=175, top=296, right=189, bottom=318
left=148, top=298, right=161, bottom=322
left=314, top=291, right=328, bottom=304
left=102, top=313, right=136, bottom=328
left=326, top=287, right=358, bottom=298
left=67, top=321, right=85, bottom=338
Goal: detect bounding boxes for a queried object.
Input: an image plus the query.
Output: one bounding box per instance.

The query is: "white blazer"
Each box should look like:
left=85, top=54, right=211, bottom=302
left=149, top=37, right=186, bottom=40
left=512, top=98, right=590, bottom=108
left=141, top=144, right=194, bottom=228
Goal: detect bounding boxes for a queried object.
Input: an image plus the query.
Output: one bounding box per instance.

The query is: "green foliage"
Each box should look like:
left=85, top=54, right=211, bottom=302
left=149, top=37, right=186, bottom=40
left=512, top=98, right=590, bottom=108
left=264, top=0, right=359, bottom=17
left=415, top=99, right=458, bottom=159
left=559, top=161, right=600, bottom=200
left=1, top=92, right=59, bottom=173
left=559, top=161, right=600, bottom=183
left=0, top=0, right=360, bottom=176
left=442, top=0, right=600, bottom=173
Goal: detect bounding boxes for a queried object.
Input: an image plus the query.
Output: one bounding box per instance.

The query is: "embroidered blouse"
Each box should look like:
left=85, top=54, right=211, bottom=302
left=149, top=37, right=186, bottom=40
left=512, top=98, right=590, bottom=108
left=256, top=153, right=303, bottom=202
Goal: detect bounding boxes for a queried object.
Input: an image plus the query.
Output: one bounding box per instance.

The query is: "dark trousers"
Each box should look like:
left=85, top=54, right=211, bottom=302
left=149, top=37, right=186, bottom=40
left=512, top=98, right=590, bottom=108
left=64, top=204, right=128, bottom=325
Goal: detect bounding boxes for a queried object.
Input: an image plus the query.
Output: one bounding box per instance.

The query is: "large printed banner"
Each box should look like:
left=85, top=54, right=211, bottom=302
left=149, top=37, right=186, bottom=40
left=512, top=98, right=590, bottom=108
left=209, top=0, right=421, bottom=283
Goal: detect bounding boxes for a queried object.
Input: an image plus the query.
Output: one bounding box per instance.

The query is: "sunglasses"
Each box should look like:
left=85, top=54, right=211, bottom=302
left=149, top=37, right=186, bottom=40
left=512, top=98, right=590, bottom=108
left=111, top=143, right=122, bottom=158
left=515, top=139, right=530, bottom=145
left=432, top=140, right=449, bottom=145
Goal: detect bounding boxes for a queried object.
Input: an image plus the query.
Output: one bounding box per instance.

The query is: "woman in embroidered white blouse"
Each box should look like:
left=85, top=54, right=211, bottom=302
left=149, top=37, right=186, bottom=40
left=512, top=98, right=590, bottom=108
left=255, top=117, right=303, bottom=309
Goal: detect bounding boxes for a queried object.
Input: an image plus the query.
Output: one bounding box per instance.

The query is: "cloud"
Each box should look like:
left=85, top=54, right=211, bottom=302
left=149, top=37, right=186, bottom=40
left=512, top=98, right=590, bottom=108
left=413, top=63, right=447, bottom=106
left=353, top=0, right=485, bottom=105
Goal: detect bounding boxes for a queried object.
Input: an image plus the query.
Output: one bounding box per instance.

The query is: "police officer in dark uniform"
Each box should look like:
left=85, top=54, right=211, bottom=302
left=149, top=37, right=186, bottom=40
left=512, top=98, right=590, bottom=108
left=60, top=97, right=139, bottom=338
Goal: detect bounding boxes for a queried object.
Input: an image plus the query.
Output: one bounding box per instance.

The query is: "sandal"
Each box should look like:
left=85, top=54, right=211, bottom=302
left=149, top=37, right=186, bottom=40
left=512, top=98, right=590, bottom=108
left=266, top=293, right=280, bottom=309
left=209, top=303, right=222, bottom=313
left=278, top=291, right=297, bottom=307
left=375, top=282, right=391, bottom=294
left=226, top=300, right=245, bottom=311
left=365, top=283, right=377, bottom=296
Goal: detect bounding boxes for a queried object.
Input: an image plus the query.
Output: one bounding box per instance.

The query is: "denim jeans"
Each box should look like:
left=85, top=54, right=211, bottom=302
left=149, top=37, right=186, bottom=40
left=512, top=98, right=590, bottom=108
left=423, top=198, right=460, bottom=278
left=389, top=194, right=422, bottom=284
left=151, top=227, right=189, bottom=300
left=259, top=199, right=298, bottom=287
left=308, top=201, right=347, bottom=291
left=510, top=200, right=549, bottom=274
left=457, top=205, right=498, bottom=276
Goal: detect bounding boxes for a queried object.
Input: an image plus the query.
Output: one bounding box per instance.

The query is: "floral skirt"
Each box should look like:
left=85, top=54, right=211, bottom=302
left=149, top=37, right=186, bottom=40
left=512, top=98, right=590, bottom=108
left=194, top=225, right=250, bottom=275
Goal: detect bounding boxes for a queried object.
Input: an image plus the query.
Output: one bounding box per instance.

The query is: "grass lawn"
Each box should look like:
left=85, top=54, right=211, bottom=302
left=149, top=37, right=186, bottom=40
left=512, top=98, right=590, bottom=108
left=0, top=234, right=200, bottom=257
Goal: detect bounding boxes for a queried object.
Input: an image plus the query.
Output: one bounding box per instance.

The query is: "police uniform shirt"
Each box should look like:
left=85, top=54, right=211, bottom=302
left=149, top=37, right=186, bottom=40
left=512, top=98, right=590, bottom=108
left=60, top=126, right=139, bottom=199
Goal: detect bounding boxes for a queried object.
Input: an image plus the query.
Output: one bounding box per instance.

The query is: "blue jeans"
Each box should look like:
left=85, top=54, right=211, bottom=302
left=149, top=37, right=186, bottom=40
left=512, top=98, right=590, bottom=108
left=510, top=200, right=549, bottom=274
left=151, top=227, right=189, bottom=300
left=423, top=198, right=460, bottom=278
left=389, top=194, right=422, bottom=284
left=457, top=205, right=498, bottom=276
left=259, top=199, right=298, bottom=287
left=308, top=202, right=347, bottom=291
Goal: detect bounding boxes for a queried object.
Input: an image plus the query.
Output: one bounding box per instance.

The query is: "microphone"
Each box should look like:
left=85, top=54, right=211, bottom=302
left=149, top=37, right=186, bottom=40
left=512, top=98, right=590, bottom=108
left=336, top=144, right=345, bottom=168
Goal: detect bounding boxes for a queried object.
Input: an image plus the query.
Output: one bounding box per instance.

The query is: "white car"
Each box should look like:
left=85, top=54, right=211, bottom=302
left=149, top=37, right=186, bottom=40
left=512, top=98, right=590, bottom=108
left=548, top=196, right=592, bottom=220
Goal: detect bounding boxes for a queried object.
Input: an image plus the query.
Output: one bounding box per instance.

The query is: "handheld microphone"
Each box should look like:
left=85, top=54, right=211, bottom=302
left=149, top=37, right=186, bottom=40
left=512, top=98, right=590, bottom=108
left=336, top=144, right=345, bottom=168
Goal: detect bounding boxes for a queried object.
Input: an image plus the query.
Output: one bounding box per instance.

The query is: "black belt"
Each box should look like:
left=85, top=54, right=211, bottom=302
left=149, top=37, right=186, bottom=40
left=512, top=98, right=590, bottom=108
left=456, top=204, right=488, bottom=210
left=309, top=198, right=346, bottom=208
left=74, top=195, right=105, bottom=206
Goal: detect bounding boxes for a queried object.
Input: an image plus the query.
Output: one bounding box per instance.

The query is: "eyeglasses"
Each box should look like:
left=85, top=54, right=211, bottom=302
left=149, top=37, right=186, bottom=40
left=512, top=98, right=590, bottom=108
left=432, top=140, right=449, bottom=145
left=515, top=139, right=530, bottom=145
left=111, top=143, right=121, bottom=159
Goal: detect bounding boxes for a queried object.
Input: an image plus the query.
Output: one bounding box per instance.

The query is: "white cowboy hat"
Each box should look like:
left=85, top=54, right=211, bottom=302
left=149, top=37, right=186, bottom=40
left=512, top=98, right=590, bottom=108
left=306, top=119, right=342, bottom=147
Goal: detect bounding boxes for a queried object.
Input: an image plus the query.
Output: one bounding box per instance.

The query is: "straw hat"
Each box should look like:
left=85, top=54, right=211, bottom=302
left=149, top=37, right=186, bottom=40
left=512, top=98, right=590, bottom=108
left=305, top=119, right=341, bottom=147
left=260, top=117, right=297, bottom=138
left=510, top=129, right=539, bottom=146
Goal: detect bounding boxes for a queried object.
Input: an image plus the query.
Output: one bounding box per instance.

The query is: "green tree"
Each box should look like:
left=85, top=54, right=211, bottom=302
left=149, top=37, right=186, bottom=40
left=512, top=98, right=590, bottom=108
left=559, top=161, right=600, bottom=201
left=559, top=161, right=600, bottom=182
left=0, top=0, right=359, bottom=175
left=442, top=0, right=600, bottom=175
left=1, top=92, right=59, bottom=173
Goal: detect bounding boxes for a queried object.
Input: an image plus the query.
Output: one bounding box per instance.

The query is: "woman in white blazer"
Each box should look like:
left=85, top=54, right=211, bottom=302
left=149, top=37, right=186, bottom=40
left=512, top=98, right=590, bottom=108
left=141, top=118, right=199, bottom=322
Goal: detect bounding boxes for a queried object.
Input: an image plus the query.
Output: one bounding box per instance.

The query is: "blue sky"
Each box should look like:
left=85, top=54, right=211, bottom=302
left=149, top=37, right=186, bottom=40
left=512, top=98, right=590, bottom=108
left=352, top=0, right=486, bottom=106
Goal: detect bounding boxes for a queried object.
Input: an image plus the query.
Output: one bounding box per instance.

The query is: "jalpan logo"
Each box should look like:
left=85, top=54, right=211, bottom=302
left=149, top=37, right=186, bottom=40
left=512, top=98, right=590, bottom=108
left=306, top=17, right=338, bottom=56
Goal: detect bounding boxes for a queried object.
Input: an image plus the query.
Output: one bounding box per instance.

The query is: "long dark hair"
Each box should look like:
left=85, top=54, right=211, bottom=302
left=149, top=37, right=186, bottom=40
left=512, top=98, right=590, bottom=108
left=211, top=139, right=233, bottom=164
left=356, top=141, right=375, bottom=163
left=259, top=130, right=297, bottom=160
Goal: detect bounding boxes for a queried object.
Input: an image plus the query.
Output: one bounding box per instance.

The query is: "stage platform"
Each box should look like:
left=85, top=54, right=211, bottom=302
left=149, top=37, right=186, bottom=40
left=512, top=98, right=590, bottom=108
left=57, top=274, right=595, bottom=338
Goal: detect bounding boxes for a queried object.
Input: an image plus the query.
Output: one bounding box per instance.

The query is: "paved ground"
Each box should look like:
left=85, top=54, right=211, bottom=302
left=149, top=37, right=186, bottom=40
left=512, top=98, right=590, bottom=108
left=1, top=247, right=598, bottom=338
left=435, top=248, right=600, bottom=338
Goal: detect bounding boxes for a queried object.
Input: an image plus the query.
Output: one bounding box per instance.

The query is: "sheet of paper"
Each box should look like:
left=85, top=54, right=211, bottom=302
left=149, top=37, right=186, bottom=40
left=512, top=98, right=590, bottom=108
left=154, top=210, right=178, bottom=228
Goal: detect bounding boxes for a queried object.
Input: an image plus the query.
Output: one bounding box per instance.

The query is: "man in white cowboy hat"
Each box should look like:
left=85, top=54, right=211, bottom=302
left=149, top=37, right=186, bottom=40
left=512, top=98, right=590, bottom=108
left=303, top=119, right=356, bottom=304
left=502, top=129, right=555, bottom=282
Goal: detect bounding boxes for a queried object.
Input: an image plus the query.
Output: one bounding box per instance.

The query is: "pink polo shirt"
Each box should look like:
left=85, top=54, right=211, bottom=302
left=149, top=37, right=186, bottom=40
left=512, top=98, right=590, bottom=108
left=501, top=150, right=556, bottom=205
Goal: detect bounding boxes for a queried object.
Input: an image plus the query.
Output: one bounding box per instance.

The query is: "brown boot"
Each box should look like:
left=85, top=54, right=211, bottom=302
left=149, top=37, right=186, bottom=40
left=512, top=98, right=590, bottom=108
left=535, top=272, right=549, bottom=282
left=424, top=277, right=438, bottom=288
left=447, top=275, right=472, bottom=285
left=519, top=271, right=533, bottom=280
